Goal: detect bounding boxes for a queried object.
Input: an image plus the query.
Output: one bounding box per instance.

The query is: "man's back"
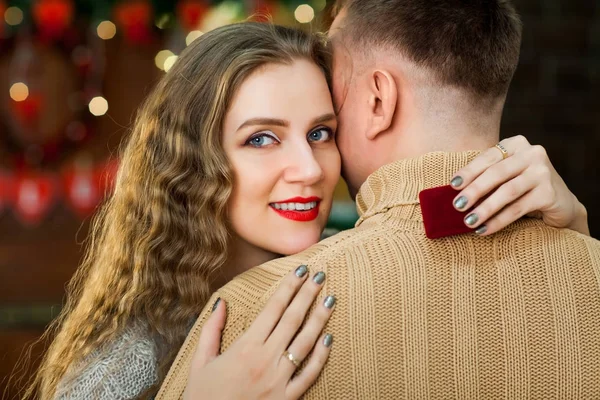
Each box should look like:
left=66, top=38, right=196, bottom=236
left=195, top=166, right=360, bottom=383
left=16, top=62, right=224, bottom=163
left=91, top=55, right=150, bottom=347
left=158, top=152, right=600, bottom=399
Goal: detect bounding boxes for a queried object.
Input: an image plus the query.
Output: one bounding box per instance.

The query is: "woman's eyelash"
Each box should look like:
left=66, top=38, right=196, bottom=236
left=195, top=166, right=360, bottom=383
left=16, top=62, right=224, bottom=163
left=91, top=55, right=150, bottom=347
left=244, top=132, right=279, bottom=147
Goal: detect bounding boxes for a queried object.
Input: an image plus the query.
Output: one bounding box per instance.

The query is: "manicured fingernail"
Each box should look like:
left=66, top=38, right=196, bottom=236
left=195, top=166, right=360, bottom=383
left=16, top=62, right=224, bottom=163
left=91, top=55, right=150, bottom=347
left=295, top=265, right=308, bottom=278
left=475, top=225, right=488, bottom=235
left=324, top=295, right=336, bottom=309
left=313, top=272, right=326, bottom=284
left=454, top=196, right=468, bottom=210
left=211, top=298, right=221, bottom=313
left=465, top=213, right=479, bottom=226
left=323, top=334, right=333, bottom=347
left=450, top=176, right=464, bottom=188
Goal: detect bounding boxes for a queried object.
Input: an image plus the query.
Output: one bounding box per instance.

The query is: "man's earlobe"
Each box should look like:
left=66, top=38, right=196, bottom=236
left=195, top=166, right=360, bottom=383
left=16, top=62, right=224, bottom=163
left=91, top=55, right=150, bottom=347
left=366, top=70, right=398, bottom=140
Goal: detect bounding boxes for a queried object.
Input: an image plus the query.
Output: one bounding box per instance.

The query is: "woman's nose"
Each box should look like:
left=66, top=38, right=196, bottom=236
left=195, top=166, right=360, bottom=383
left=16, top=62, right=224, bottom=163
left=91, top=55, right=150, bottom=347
left=283, top=143, right=324, bottom=186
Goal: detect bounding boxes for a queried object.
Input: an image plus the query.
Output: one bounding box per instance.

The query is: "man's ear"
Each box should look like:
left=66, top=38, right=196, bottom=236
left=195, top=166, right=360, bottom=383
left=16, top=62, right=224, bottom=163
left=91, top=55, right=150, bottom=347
left=365, top=70, right=398, bottom=140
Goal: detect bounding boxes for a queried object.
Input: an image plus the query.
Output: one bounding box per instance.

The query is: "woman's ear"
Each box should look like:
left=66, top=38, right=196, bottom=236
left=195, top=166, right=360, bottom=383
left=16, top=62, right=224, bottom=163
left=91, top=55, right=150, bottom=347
left=365, top=70, right=398, bottom=140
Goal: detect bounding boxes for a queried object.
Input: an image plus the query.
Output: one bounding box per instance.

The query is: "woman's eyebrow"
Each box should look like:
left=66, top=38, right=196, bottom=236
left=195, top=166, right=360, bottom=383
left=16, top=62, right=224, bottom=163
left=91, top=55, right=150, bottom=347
left=237, top=118, right=288, bottom=131
left=237, top=113, right=336, bottom=132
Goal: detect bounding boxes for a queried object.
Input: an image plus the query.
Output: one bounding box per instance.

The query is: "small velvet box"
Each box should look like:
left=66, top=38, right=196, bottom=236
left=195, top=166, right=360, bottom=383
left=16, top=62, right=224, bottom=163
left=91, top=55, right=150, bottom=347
left=419, top=185, right=474, bottom=239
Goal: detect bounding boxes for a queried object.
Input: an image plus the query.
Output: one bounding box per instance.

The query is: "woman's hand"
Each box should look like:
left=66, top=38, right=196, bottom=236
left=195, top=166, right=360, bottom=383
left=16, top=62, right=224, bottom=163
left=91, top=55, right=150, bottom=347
left=450, top=135, right=589, bottom=236
left=184, top=265, right=335, bottom=400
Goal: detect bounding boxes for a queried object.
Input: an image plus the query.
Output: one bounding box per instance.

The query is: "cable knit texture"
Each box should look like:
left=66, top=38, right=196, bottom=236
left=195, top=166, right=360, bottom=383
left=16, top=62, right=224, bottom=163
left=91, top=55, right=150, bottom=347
left=158, top=151, right=600, bottom=400
left=54, top=324, right=158, bottom=399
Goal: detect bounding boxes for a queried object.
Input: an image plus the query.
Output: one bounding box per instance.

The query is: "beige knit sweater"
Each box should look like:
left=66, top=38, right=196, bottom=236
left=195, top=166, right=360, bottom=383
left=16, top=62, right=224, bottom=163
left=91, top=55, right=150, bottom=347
left=158, top=151, right=600, bottom=400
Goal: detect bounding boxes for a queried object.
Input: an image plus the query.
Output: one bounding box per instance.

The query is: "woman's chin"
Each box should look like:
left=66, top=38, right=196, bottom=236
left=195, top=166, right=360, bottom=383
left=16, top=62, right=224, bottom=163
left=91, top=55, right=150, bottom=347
left=270, top=232, right=322, bottom=256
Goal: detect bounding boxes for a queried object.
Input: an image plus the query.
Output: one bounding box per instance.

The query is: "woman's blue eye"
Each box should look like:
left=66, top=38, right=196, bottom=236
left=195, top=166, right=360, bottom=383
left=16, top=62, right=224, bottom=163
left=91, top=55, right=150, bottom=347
left=308, top=128, right=332, bottom=142
left=247, top=134, right=277, bottom=147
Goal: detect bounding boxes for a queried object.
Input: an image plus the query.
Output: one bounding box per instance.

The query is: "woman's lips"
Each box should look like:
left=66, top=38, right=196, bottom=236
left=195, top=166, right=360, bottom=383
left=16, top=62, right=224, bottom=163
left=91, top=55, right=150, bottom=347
left=270, top=196, right=321, bottom=222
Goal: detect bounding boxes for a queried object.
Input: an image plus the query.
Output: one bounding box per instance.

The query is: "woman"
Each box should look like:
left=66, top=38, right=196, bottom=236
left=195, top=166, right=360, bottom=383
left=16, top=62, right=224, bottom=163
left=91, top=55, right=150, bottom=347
left=26, top=22, right=587, bottom=399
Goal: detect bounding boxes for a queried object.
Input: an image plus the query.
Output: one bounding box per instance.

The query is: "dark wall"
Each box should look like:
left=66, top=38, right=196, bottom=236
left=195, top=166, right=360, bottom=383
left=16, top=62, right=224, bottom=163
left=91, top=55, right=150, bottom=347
left=502, top=0, right=599, bottom=237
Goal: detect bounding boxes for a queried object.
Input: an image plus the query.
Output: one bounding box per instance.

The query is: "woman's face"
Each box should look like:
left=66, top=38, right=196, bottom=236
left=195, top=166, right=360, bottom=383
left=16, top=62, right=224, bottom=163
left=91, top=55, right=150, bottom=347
left=223, top=59, right=341, bottom=259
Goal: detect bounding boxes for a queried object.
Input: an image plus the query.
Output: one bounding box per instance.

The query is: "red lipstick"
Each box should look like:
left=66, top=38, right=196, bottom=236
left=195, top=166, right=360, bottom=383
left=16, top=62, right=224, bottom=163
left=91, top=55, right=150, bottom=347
left=270, top=196, right=321, bottom=222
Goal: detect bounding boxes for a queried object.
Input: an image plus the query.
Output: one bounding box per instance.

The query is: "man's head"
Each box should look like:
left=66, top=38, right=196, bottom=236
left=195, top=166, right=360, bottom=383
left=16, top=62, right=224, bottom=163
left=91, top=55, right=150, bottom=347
left=328, top=0, right=522, bottom=197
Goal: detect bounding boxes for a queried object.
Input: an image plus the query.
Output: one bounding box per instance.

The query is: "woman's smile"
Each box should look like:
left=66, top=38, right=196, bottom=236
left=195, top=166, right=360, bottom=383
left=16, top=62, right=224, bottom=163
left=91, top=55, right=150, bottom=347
left=269, top=196, right=322, bottom=222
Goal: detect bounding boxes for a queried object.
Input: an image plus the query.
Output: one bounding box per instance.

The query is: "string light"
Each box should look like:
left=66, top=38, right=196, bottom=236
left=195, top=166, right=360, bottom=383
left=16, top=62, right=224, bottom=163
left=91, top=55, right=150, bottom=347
left=97, top=21, right=117, bottom=40
left=89, top=96, right=108, bottom=116
left=164, top=55, right=179, bottom=72
left=186, top=30, right=203, bottom=46
left=10, top=82, right=29, bottom=102
left=294, top=4, right=314, bottom=24
left=155, top=50, right=174, bottom=70
left=5, top=6, right=24, bottom=26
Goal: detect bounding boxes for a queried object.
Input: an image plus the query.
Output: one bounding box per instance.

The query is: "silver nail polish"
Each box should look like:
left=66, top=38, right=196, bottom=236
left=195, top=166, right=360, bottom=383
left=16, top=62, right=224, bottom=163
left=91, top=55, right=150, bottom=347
left=323, top=334, right=333, bottom=347
left=211, top=298, right=221, bottom=313
left=450, top=176, right=464, bottom=188
left=475, top=225, right=488, bottom=235
left=324, top=295, right=336, bottom=309
left=465, top=213, right=479, bottom=226
left=454, top=196, right=468, bottom=210
left=313, top=272, right=326, bottom=284
left=295, top=265, right=308, bottom=278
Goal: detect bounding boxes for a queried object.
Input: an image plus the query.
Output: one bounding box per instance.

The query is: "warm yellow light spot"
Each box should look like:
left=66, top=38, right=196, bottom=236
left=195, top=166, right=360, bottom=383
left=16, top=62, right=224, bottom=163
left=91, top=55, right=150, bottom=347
left=164, top=55, right=179, bottom=72
left=5, top=6, right=24, bottom=26
left=154, top=49, right=174, bottom=70
left=97, top=21, right=117, bottom=40
left=294, top=4, right=314, bottom=23
left=10, top=82, right=29, bottom=102
left=186, top=30, right=203, bottom=46
left=89, top=96, right=109, bottom=116
left=155, top=13, right=171, bottom=29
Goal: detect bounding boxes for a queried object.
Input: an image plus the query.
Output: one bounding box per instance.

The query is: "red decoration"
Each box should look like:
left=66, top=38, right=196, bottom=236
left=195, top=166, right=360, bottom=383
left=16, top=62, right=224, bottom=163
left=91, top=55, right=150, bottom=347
left=114, top=0, right=153, bottom=45
left=32, top=0, right=75, bottom=42
left=10, top=92, right=44, bottom=126
left=0, top=1, right=6, bottom=36
left=13, top=172, right=59, bottom=225
left=0, top=159, right=118, bottom=225
left=177, top=0, right=209, bottom=32
left=63, top=166, right=99, bottom=217
left=0, top=172, right=13, bottom=214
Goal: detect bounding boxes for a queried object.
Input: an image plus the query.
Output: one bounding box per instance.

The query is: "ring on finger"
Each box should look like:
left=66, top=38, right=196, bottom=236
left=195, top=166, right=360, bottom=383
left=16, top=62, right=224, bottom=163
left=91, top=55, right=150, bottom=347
left=282, top=350, right=301, bottom=368
left=494, top=143, right=509, bottom=160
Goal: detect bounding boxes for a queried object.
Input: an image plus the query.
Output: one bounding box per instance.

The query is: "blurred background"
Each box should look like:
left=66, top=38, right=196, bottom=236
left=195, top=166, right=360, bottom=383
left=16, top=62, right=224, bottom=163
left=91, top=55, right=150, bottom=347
left=0, top=0, right=597, bottom=397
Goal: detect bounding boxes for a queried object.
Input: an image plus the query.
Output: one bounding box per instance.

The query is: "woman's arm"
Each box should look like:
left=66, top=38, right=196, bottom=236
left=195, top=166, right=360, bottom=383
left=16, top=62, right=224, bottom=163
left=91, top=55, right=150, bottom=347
left=184, top=265, right=335, bottom=400
left=451, top=135, right=590, bottom=236
left=53, top=325, right=158, bottom=399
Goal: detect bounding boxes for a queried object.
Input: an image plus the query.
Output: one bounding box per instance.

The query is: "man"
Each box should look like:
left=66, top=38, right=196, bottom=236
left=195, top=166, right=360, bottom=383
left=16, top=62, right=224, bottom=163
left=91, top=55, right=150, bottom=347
left=159, top=0, right=599, bottom=398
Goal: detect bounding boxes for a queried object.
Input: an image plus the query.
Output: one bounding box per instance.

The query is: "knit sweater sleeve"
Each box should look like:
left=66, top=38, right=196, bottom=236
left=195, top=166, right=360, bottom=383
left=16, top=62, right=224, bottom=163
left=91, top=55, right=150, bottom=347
left=54, top=324, right=159, bottom=400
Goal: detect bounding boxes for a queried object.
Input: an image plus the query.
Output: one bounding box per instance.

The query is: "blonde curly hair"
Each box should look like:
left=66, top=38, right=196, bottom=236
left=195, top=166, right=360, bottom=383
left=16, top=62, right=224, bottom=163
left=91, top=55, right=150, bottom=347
left=22, top=22, right=331, bottom=399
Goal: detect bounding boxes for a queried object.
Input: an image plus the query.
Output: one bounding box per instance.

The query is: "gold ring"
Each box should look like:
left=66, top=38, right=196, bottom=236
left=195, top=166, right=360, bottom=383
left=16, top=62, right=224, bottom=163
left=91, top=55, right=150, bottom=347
left=495, top=143, right=509, bottom=160
left=282, top=350, right=301, bottom=368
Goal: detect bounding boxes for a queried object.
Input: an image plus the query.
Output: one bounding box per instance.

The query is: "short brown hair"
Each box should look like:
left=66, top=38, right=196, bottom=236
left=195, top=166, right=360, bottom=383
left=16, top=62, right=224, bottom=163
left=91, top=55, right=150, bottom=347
left=331, top=0, right=522, bottom=98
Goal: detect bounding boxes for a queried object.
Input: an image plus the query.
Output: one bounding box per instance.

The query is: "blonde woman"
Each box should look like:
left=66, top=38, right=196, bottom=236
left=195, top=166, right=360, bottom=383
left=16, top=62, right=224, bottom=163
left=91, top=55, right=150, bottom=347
left=25, top=22, right=587, bottom=400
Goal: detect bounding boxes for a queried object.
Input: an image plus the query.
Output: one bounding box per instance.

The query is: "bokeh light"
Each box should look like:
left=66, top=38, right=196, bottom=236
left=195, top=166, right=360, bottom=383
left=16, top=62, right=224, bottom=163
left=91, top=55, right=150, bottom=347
left=164, top=55, right=179, bottom=72
left=5, top=6, right=24, bottom=26
left=186, top=30, right=203, bottom=46
left=97, top=21, right=117, bottom=40
left=9, top=82, right=29, bottom=102
left=294, top=4, right=314, bottom=23
left=154, top=50, right=174, bottom=70
left=89, top=96, right=109, bottom=116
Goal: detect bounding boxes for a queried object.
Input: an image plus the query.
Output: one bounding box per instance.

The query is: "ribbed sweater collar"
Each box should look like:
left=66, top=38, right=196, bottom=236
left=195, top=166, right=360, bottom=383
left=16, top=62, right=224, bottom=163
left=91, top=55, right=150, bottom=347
left=355, top=151, right=480, bottom=225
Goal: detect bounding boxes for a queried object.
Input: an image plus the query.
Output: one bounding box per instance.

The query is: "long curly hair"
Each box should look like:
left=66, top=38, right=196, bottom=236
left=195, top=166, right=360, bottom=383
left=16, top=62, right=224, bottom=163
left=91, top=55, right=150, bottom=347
left=22, top=22, right=331, bottom=399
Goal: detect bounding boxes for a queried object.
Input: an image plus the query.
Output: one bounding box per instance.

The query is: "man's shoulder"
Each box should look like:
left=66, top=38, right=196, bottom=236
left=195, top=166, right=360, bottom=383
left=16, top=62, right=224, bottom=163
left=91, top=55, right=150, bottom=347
left=217, top=222, right=401, bottom=309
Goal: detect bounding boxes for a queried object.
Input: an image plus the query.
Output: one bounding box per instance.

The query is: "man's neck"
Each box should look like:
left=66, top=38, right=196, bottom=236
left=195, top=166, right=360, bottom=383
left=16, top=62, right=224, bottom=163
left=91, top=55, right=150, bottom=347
left=388, top=101, right=503, bottom=160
